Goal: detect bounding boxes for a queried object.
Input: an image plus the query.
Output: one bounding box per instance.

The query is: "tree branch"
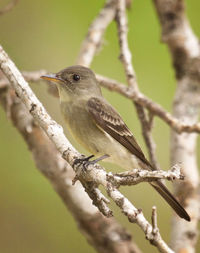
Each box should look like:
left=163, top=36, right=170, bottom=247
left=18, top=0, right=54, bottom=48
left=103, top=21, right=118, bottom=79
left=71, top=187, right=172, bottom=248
left=110, top=164, right=184, bottom=186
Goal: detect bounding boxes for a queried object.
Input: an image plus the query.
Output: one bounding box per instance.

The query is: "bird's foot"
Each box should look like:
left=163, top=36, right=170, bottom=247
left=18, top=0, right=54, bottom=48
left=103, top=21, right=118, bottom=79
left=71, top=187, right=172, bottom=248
left=73, top=155, right=94, bottom=169
left=73, top=154, right=109, bottom=170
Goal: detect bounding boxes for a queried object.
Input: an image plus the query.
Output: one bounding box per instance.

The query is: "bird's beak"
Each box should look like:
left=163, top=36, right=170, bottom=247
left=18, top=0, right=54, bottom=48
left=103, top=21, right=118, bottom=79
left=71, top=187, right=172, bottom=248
left=40, top=74, right=63, bottom=83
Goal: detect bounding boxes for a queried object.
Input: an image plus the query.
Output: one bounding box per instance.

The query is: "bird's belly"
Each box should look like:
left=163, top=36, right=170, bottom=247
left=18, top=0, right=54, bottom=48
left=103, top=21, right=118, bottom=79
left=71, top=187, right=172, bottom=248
left=61, top=103, right=140, bottom=170
left=62, top=106, right=106, bottom=154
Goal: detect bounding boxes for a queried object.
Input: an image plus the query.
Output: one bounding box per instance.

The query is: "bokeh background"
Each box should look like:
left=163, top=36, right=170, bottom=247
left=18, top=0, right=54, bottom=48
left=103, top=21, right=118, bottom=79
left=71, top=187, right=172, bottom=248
left=0, top=0, right=199, bottom=252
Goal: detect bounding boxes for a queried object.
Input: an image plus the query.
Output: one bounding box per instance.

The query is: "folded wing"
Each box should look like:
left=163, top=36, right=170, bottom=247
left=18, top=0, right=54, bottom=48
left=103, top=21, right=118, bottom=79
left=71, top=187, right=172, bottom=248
left=87, top=96, right=151, bottom=167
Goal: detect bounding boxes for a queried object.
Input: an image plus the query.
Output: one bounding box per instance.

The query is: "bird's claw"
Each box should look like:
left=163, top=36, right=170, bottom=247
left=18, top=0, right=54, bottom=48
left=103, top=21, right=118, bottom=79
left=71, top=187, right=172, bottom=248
left=73, top=155, right=95, bottom=170
left=73, top=154, right=109, bottom=171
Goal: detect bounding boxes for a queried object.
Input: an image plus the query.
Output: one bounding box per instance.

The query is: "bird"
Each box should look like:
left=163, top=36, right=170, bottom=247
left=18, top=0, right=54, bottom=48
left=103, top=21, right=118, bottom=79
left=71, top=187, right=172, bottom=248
left=41, top=65, right=190, bottom=221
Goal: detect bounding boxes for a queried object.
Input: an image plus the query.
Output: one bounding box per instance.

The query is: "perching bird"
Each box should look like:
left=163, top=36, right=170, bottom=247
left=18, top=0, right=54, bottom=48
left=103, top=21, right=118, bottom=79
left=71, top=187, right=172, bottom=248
left=41, top=65, right=190, bottom=221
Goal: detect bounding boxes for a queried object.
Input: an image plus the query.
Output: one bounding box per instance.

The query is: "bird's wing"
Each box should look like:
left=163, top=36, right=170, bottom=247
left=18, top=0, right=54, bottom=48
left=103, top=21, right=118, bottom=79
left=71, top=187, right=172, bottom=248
left=87, top=97, right=151, bottom=167
left=87, top=97, right=191, bottom=221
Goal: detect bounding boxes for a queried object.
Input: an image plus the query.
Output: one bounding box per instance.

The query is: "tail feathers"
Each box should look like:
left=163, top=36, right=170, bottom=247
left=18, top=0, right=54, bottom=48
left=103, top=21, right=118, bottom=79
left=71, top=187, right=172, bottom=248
left=151, top=180, right=190, bottom=221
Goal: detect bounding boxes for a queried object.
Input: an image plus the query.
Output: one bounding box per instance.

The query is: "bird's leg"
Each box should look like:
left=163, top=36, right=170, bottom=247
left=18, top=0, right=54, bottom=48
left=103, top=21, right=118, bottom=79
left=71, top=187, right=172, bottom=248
left=73, top=154, right=109, bottom=170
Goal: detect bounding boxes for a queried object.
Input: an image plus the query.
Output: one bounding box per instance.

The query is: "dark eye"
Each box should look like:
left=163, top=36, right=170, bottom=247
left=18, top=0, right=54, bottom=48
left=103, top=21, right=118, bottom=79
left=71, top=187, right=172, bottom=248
left=73, top=74, right=80, bottom=81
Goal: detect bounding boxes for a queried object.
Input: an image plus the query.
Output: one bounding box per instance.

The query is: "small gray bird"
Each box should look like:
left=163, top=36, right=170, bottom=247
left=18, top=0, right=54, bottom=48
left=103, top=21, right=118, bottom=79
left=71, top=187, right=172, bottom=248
left=41, top=65, right=190, bottom=221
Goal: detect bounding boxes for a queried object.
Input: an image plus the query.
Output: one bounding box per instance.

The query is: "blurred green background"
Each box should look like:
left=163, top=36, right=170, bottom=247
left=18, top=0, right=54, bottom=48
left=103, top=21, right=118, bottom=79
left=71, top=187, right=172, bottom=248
left=0, top=0, right=199, bottom=252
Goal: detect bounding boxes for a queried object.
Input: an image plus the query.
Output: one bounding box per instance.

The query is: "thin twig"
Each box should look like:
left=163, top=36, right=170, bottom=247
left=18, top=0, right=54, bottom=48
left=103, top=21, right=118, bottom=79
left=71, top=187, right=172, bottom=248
left=151, top=206, right=159, bottom=238
left=135, top=105, right=160, bottom=169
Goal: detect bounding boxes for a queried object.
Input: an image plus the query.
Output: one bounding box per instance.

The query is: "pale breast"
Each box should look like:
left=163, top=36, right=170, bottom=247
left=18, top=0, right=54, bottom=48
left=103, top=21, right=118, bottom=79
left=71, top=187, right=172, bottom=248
left=61, top=101, right=104, bottom=154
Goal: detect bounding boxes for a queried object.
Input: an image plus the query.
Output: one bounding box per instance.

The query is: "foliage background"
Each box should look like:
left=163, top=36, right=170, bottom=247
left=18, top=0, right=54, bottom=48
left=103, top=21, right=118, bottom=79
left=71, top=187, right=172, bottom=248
left=0, top=0, right=199, bottom=252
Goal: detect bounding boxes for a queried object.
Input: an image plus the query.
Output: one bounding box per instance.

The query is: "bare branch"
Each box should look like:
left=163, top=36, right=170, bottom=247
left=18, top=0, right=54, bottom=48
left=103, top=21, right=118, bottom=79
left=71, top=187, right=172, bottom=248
left=115, top=0, right=137, bottom=91
left=135, top=105, right=160, bottom=169
left=151, top=206, right=158, bottom=235
left=0, top=69, right=48, bottom=88
left=0, top=0, right=19, bottom=16
left=111, top=164, right=184, bottom=186
left=105, top=184, right=174, bottom=253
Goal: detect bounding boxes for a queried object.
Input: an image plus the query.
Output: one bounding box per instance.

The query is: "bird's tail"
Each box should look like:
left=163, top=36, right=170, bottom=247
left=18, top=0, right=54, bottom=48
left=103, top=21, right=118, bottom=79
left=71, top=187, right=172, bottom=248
left=151, top=180, right=190, bottom=221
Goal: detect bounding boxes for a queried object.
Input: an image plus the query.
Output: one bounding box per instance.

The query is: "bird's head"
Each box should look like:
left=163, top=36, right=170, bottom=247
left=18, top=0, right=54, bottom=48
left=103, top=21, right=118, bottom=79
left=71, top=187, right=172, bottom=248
left=41, top=65, right=101, bottom=101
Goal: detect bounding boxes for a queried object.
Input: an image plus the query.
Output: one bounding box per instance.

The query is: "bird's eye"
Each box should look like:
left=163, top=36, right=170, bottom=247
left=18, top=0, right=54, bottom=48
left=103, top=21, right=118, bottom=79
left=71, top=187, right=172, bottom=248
left=73, top=74, right=80, bottom=81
